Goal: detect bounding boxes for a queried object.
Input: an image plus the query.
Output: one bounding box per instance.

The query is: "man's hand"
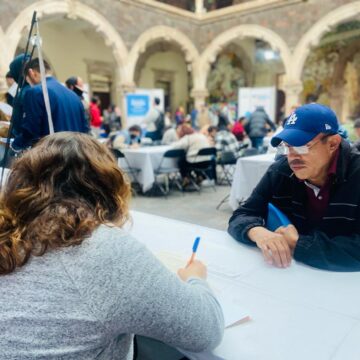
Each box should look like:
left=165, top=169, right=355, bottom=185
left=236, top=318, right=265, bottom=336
left=248, top=227, right=292, bottom=268
left=275, top=225, right=299, bottom=250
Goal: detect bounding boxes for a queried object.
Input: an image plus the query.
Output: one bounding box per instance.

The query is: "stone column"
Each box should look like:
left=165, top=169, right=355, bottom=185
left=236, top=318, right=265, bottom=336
left=195, top=0, right=205, bottom=14
left=283, top=81, right=303, bottom=115
left=190, top=88, right=209, bottom=111
left=118, top=83, right=136, bottom=128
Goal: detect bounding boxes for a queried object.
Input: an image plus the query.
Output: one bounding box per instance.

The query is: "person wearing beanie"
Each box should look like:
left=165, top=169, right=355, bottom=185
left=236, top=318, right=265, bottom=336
left=229, top=103, right=360, bottom=271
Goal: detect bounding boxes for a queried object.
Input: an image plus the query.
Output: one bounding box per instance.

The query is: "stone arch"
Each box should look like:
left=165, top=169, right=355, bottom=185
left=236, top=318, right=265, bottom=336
left=292, top=1, right=360, bottom=82
left=199, top=24, right=292, bottom=89
left=4, top=0, right=129, bottom=82
left=127, top=25, right=200, bottom=87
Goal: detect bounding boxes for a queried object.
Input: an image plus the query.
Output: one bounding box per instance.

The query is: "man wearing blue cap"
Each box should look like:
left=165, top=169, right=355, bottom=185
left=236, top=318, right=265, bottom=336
left=228, top=103, right=360, bottom=271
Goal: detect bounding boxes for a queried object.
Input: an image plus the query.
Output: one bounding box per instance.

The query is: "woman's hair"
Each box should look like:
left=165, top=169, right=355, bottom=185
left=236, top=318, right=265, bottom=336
left=177, top=124, right=195, bottom=138
left=0, top=132, right=131, bottom=275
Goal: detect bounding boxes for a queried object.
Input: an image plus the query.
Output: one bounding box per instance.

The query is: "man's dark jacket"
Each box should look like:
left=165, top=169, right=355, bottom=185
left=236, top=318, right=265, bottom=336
left=228, top=140, right=360, bottom=271
left=12, top=77, right=89, bottom=150
left=246, top=107, right=276, bottom=138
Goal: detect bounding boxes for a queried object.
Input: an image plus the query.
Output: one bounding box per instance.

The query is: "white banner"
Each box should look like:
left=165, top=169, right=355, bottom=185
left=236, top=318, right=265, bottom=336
left=238, top=87, right=276, bottom=121
left=125, top=88, right=164, bottom=128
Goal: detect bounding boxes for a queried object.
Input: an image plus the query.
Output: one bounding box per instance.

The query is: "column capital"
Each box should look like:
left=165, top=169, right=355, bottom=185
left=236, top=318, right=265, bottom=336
left=282, top=81, right=303, bottom=96
left=190, top=88, right=209, bottom=98
left=119, top=83, right=136, bottom=95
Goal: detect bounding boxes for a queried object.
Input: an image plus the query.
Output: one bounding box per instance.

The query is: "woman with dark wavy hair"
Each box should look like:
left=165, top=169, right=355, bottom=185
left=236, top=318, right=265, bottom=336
left=0, top=132, right=223, bottom=359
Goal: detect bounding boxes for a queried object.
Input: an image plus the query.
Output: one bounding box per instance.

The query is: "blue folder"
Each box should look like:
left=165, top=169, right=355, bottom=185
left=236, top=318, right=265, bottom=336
left=266, top=203, right=291, bottom=231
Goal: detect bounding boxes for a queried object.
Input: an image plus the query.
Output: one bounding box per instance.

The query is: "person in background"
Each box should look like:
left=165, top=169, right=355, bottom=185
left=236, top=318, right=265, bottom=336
left=245, top=106, right=276, bottom=150
left=65, top=76, right=85, bottom=99
left=172, top=124, right=215, bottom=186
left=229, top=103, right=360, bottom=271
left=144, top=97, right=163, bottom=141
left=190, top=107, right=198, bottom=129
left=11, top=58, right=88, bottom=152
left=65, top=76, right=90, bottom=127
left=7, top=54, right=31, bottom=141
left=112, top=125, right=143, bottom=150
left=175, top=106, right=185, bottom=125
left=89, top=96, right=102, bottom=132
left=164, top=109, right=172, bottom=128
left=5, top=72, right=16, bottom=106
left=103, top=104, right=122, bottom=134
left=213, top=117, right=242, bottom=158
left=162, top=125, right=179, bottom=145
left=232, top=116, right=246, bottom=142
left=0, top=132, right=224, bottom=358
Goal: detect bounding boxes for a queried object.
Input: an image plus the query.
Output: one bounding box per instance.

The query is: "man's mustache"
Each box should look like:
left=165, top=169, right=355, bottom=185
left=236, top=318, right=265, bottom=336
left=289, top=159, right=305, bottom=166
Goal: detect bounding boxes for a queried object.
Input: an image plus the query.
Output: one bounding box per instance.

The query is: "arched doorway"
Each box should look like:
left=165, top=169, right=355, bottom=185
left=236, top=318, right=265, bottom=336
left=128, top=26, right=200, bottom=115
left=4, top=0, right=129, bottom=109
left=201, top=25, right=290, bottom=124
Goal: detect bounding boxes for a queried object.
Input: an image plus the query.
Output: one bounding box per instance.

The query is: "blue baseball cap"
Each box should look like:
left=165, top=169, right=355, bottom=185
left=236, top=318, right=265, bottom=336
left=271, top=103, right=339, bottom=147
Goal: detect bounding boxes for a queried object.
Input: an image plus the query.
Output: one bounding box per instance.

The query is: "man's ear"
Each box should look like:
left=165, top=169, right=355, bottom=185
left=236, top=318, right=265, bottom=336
left=328, top=134, right=341, bottom=151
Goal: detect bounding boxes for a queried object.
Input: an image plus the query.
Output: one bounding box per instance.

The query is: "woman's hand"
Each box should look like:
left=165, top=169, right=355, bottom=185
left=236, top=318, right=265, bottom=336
left=178, top=260, right=207, bottom=281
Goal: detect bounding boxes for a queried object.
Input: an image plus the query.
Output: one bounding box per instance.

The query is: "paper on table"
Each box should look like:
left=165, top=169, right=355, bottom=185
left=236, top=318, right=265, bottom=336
left=156, top=245, right=254, bottom=279
left=155, top=251, right=251, bottom=328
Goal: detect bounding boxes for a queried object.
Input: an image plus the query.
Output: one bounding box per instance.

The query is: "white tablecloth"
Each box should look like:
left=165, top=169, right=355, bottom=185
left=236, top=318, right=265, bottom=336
left=129, top=211, right=360, bottom=360
left=122, top=146, right=173, bottom=192
left=229, top=153, right=275, bottom=210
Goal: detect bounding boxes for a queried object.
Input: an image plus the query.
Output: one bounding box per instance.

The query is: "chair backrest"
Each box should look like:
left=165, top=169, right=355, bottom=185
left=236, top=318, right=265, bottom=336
left=163, top=149, right=186, bottom=158
left=111, top=148, right=125, bottom=159
left=218, top=151, right=237, bottom=164
left=197, top=147, right=217, bottom=157
left=241, top=148, right=260, bottom=157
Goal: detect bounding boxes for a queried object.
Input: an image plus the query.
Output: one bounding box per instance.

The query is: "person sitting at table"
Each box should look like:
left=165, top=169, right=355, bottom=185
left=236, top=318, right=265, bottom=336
left=0, top=132, right=224, bottom=358
left=171, top=124, right=216, bottom=186
left=228, top=103, right=360, bottom=271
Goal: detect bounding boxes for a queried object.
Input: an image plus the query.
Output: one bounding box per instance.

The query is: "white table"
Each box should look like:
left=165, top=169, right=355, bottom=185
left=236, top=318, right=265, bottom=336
left=229, top=153, right=275, bottom=210
left=130, top=211, right=360, bottom=360
left=122, top=145, right=172, bottom=192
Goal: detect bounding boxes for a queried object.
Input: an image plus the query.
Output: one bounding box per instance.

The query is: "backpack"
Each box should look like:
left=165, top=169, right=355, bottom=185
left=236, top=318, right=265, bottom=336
left=154, top=110, right=165, bottom=134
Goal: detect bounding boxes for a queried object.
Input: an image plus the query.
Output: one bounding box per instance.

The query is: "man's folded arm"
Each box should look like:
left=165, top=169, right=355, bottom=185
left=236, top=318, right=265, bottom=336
left=294, top=231, right=360, bottom=271
left=228, top=170, right=272, bottom=245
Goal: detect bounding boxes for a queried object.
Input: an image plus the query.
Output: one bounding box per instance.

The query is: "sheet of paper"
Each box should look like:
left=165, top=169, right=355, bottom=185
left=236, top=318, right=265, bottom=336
left=155, top=251, right=251, bottom=328
left=156, top=251, right=251, bottom=360
left=156, top=245, right=255, bottom=279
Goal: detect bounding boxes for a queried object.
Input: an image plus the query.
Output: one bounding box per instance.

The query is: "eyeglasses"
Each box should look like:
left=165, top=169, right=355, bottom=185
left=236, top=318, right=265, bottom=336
left=276, top=135, right=330, bottom=155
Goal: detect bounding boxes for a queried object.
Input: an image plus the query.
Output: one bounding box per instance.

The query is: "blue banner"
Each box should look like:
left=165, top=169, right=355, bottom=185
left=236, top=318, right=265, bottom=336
left=126, top=94, right=150, bottom=117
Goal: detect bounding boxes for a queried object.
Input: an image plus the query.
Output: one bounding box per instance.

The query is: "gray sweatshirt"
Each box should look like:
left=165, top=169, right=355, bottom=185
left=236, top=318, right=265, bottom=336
left=0, top=225, right=224, bottom=359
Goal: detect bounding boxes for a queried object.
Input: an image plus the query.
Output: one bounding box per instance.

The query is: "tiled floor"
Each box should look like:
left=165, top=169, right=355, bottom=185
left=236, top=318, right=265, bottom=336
left=130, top=184, right=234, bottom=231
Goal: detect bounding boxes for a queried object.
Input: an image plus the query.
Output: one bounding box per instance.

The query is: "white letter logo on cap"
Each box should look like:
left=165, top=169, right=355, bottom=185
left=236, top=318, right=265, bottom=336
left=325, top=124, right=331, bottom=130
left=287, top=112, right=297, bottom=125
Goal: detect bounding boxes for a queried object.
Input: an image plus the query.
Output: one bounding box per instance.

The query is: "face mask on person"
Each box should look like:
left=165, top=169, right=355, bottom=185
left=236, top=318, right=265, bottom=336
left=130, top=134, right=140, bottom=143
left=73, top=87, right=83, bottom=97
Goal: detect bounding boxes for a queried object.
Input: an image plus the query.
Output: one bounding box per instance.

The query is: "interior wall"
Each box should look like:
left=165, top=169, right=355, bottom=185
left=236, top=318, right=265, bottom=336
left=137, top=51, right=188, bottom=112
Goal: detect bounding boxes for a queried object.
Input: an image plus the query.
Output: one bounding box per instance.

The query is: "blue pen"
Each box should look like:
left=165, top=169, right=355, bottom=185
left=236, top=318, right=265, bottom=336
left=188, top=236, right=201, bottom=265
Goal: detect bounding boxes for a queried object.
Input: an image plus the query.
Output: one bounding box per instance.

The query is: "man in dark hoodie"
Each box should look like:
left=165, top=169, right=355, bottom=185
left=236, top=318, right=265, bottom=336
left=246, top=106, right=276, bottom=150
